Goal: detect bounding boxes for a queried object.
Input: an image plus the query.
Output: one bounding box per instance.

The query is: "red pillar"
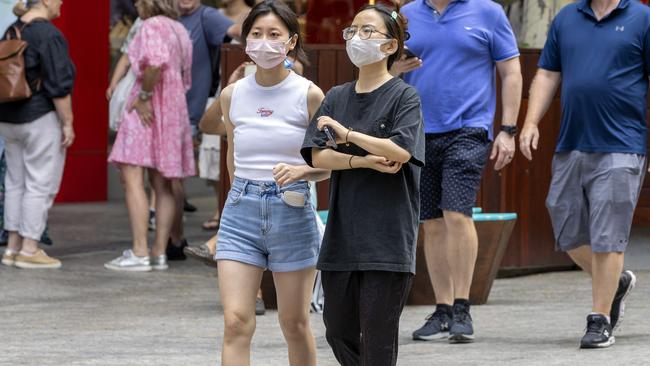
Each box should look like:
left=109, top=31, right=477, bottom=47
left=52, top=3, right=110, bottom=202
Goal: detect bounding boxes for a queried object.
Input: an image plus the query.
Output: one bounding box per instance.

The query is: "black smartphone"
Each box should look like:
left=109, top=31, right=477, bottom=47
left=403, top=48, right=418, bottom=60
left=323, top=126, right=338, bottom=149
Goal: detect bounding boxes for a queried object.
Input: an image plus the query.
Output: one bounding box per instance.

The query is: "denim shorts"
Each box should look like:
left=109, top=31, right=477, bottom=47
left=215, top=177, right=320, bottom=272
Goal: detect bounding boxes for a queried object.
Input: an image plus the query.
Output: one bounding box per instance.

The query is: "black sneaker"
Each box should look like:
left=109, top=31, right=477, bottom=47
left=412, top=307, right=451, bottom=341
left=449, top=300, right=474, bottom=343
left=148, top=210, right=156, bottom=231
left=580, top=314, right=615, bottom=349
left=166, top=239, right=188, bottom=261
left=255, top=297, right=266, bottom=316
left=183, top=200, right=197, bottom=213
left=610, top=270, right=636, bottom=331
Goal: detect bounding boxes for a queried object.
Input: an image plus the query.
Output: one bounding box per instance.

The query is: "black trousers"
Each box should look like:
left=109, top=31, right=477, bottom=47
left=321, top=270, right=413, bottom=366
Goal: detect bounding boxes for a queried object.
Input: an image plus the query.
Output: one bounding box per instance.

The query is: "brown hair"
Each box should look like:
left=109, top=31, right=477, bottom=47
left=241, top=0, right=308, bottom=66
left=358, top=1, right=409, bottom=70
left=138, top=0, right=181, bottom=20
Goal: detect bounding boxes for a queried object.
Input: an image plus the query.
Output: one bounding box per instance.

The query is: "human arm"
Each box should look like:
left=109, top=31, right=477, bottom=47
left=106, top=53, right=131, bottom=100
left=273, top=84, right=331, bottom=186
left=52, top=95, right=75, bottom=148
left=128, top=66, right=161, bottom=127
left=389, top=53, right=422, bottom=77
left=491, top=56, right=522, bottom=170
left=199, top=98, right=226, bottom=135
left=519, top=69, right=561, bottom=161
left=199, top=61, right=253, bottom=135
left=220, top=84, right=236, bottom=184
left=315, top=109, right=415, bottom=164
left=311, top=148, right=403, bottom=173
left=227, top=23, right=241, bottom=43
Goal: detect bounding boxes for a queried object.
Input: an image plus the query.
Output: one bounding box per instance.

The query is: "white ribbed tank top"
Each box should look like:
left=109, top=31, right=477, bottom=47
left=229, top=71, right=312, bottom=181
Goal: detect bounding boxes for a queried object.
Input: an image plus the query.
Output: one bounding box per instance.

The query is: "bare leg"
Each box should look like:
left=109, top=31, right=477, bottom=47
left=149, top=187, right=156, bottom=211
left=422, top=219, right=453, bottom=305
left=206, top=234, right=218, bottom=254
left=274, top=267, right=317, bottom=366
left=443, top=211, right=478, bottom=300
left=170, top=179, right=184, bottom=244
left=20, top=237, right=39, bottom=254
left=120, top=165, right=148, bottom=257
left=568, top=245, right=593, bottom=275
left=218, top=260, right=264, bottom=366
left=592, top=252, right=624, bottom=315
left=7, top=231, right=22, bottom=252
left=148, top=170, right=176, bottom=257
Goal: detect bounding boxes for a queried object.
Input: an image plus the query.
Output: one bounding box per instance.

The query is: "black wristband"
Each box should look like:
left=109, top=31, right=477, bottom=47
left=348, top=155, right=354, bottom=169
left=500, top=124, right=517, bottom=137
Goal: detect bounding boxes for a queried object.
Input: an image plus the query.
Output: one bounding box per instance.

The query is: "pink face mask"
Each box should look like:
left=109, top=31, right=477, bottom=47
left=245, top=38, right=291, bottom=69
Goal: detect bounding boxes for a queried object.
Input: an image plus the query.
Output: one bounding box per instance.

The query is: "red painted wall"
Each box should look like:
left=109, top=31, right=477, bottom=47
left=52, top=3, right=109, bottom=202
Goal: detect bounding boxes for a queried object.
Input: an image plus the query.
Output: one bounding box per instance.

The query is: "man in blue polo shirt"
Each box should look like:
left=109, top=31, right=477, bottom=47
left=396, top=0, right=522, bottom=343
left=520, top=0, right=650, bottom=349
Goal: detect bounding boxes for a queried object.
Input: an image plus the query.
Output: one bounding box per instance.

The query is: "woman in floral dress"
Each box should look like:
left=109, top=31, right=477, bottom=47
left=106, top=0, right=194, bottom=272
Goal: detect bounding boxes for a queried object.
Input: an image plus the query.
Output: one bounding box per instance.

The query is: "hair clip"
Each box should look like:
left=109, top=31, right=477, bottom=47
left=391, top=11, right=398, bottom=21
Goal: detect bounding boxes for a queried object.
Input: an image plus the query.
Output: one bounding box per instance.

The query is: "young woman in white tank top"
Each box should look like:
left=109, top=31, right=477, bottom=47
left=215, top=2, right=328, bottom=365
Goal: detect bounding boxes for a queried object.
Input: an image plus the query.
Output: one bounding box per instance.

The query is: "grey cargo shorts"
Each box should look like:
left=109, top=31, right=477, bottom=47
left=546, top=151, right=646, bottom=253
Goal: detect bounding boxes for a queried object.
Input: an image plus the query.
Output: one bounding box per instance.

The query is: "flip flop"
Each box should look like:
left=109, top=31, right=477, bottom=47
left=202, top=218, right=220, bottom=231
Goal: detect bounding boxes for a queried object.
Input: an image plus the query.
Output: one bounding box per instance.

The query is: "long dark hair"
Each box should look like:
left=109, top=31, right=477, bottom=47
left=358, top=1, right=408, bottom=70
left=241, top=0, right=308, bottom=66
left=244, top=0, right=256, bottom=7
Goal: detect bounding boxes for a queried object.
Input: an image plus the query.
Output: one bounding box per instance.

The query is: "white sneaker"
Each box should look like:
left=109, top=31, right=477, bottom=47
left=104, top=250, right=152, bottom=272
left=2, top=249, right=18, bottom=266
left=151, top=254, right=168, bottom=270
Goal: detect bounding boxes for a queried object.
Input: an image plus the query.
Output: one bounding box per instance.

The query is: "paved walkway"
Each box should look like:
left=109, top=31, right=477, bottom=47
left=1, top=198, right=650, bottom=365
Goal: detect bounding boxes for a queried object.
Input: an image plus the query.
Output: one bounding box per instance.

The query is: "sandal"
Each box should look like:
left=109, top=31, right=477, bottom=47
left=202, top=218, right=220, bottom=231
left=183, top=243, right=217, bottom=268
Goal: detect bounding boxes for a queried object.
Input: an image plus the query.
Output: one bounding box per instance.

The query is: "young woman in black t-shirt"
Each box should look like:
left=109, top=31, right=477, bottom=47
left=300, top=3, right=424, bottom=365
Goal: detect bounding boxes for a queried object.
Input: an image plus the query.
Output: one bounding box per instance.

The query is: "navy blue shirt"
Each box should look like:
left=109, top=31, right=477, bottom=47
left=402, top=0, right=519, bottom=137
left=539, top=0, right=650, bottom=155
left=180, top=6, right=233, bottom=126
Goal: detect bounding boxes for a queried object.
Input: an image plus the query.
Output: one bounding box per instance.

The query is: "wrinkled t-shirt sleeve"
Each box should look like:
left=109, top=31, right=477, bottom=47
left=643, top=22, right=650, bottom=71
left=490, top=8, right=519, bottom=62
left=389, top=87, right=425, bottom=167
left=39, top=31, right=76, bottom=98
left=538, top=18, right=561, bottom=72
left=204, top=8, right=234, bottom=48
left=301, top=91, right=334, bottom=167
left=128, top=18, right=171, bottom=75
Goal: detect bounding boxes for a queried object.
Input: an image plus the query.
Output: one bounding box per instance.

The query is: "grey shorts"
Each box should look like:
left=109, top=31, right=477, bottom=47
left=546, top=151, right=646, bottom=253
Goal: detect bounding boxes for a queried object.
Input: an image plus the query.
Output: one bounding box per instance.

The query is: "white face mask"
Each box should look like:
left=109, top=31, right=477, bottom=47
left=245, top=38, right=291, bottom=70
left=345, top=35, right=391, bottom=68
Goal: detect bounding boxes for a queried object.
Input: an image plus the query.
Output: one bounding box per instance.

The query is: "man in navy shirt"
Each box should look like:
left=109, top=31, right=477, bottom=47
left=180, top=0, right=237, bottom=133
left=396, top=0, right=522, bottom=343
left=520, top=0, right=650, bottom=349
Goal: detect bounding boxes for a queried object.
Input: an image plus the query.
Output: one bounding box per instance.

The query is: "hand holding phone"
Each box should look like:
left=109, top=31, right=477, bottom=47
left=403, top=48, right=418, bottom=60
left=323, top=126, right=338, bottom=149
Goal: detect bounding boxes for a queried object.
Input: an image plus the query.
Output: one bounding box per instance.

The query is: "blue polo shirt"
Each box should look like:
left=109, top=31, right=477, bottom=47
left=401, top=0, right=519, bottom=137
left=539, top=0, right=650, bottom=155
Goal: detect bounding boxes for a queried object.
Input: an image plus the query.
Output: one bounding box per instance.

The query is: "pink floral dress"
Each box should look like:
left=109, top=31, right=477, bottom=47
left=108, top=16, right=195, bottom=179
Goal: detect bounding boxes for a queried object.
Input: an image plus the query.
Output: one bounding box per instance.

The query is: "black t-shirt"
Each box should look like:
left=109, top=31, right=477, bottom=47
left=301, top=77, right=425, bottom=274
left=0, top=19, right=76, bottom=123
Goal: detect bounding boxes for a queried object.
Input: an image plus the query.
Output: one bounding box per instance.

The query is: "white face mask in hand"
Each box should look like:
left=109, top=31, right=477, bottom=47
left=345, top=35, right=391, bottom=68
